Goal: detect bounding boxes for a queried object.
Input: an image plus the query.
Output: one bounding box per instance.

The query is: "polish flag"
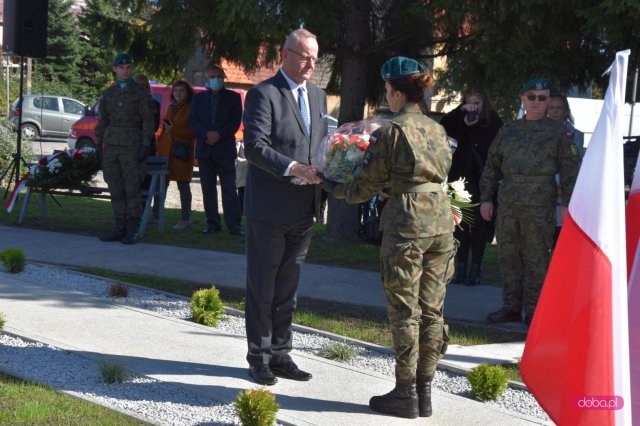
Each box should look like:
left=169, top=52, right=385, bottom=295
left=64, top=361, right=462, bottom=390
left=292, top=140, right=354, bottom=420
left=521, top=50, right=632, bottom=425
left=626, top=110, right=640, bottom=426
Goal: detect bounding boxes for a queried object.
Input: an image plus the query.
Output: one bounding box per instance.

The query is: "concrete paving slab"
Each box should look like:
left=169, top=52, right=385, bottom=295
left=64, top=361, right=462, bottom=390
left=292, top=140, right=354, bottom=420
left=0, top=271, right=547, bottom=425
left=0, top=225, right=507, bottom=326
left=441, top=343, right=524, bottom=371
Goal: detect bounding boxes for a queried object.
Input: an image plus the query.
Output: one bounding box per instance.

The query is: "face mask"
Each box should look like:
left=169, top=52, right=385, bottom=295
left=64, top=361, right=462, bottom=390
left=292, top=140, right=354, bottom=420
left=209, top=77, right=223, bottom=91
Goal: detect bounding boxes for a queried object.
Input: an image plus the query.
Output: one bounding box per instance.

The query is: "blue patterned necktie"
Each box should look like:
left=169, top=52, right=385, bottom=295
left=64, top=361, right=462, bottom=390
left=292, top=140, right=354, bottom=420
left=297, top=86, right=311, bottom=134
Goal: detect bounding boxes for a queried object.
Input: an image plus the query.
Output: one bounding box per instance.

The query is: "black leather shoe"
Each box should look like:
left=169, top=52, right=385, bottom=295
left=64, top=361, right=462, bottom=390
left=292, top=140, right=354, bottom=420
left=230, top=230, right=245, bottom=236
left=248, top=365, right=278, bottom=386
left=270, top=361, right=312, bottom=381
left=487, top=307, right=522, bottom=323
left=202, top=227, right=221, bottom=235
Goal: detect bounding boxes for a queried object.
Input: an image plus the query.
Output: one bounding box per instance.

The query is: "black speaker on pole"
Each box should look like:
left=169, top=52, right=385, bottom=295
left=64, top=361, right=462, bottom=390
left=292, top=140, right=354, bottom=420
left=3, top=0, right=49, bottom=59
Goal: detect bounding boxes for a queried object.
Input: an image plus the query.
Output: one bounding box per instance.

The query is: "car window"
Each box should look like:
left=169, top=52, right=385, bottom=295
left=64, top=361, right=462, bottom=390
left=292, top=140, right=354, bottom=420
left=33, top=97, right=59, bottom=111
left=62, top=99, right=84, bottom=115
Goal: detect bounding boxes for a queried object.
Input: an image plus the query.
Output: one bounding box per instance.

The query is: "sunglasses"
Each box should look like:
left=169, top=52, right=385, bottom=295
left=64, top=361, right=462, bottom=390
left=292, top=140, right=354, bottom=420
left=525, top=94, right=548, bottom=102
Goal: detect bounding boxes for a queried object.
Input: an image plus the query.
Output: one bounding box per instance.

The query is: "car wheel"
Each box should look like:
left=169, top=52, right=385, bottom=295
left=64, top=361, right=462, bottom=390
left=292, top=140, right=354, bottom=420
left=76, top=138, right=96, bottom=150
left=21, top=123, right=38, bottom=140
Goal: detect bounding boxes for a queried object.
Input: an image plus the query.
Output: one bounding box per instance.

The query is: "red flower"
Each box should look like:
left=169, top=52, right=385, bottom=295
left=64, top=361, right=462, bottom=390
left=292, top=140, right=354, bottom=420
left=355, top=141, right=368, bottom=150
left=39, top=158, right=48, bottom=165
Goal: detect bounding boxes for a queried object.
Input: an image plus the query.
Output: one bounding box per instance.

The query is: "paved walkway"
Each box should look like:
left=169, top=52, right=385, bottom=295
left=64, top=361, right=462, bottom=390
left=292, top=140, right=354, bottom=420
left=0, top=225, right=540, bottom=425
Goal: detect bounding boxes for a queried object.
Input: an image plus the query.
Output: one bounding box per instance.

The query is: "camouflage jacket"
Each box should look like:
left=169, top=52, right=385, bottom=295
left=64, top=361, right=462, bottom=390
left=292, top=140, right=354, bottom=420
left=95, top=80, right=155, bottom=147
left=333, top=104, right=454, bottom=238
left=480, top=118, right=580, bottom=206
left=479, top=117, right=580, bottom=207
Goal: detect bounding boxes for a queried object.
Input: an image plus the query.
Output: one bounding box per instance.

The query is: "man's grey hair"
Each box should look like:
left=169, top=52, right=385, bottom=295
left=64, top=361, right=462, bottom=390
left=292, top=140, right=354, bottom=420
left=284, top=28, right=317, bottom=49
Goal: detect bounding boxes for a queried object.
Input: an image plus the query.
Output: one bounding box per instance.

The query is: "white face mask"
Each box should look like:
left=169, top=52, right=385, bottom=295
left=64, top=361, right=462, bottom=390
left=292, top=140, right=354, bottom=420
left=209, top=77, right=223, bottom=91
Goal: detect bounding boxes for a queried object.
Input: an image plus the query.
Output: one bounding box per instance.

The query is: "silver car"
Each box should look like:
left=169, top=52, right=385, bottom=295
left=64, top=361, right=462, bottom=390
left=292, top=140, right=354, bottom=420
left=9, top=94, right=85, bottom=140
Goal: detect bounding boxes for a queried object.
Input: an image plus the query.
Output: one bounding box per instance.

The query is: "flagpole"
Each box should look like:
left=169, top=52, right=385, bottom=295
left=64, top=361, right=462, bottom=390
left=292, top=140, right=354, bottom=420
left=628, top=66, right=638, bottom=140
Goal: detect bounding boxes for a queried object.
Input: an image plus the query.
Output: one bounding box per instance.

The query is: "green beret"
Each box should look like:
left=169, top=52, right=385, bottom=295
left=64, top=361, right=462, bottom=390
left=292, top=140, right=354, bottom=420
left=380, top=56, right=425, bottom=81
left=112, top=53, right=132, bottom=67
left=519, top=77, right=551, bottom=94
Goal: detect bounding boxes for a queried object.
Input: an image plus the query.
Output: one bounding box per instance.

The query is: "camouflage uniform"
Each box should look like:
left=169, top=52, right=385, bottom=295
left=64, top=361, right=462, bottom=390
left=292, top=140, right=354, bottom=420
left=479, top=117, right=580, bottom=317
left=334, top=104, right=456, bottom=382
left=95, top=81, right=154, bottom=232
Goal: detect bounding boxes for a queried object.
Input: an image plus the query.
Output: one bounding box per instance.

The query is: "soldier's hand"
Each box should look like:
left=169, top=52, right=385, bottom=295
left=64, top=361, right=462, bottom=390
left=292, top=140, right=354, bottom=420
left=317, top=172, right=339, bottom=193
left=480, top=202, right=494, bottom=221
left=136, top=144, right=149, bottom=163
left=95, top=143, right=103, bottom=162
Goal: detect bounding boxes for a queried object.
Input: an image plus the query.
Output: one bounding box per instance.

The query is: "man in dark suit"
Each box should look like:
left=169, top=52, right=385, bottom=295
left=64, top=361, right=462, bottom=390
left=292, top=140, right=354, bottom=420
left=242, top=28, right=328, bottom=385
left=189, top=64, right=244, bottom=236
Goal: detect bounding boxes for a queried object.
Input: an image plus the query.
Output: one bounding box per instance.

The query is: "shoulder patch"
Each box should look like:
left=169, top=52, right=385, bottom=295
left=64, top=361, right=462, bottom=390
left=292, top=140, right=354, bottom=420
left=565, top=131, right=574, bottom=139
left=369, top=135, right=377, bottom=145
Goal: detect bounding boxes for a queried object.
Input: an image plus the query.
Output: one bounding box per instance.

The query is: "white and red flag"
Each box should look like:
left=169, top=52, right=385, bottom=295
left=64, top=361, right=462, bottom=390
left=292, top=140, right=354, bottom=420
left=626, top=92, right=640, bottom=426
left=521, top=50, right=632, bottom=425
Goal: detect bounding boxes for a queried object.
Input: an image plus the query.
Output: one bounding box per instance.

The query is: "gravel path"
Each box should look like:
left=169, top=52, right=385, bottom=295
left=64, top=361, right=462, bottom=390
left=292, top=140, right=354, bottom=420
left=0, top=264, right=550, bottom=425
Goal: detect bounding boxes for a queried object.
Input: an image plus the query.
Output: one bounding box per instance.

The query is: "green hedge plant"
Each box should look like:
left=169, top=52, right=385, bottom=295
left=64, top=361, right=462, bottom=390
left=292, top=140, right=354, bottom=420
left=467, top=362, right=509, bottom=401
left=318, top=342, right=356, bottom=362
left=234, top=387, right=280, bottom=426
left=0, top=248, right=26, bottom=273
left=0, top=312, right=6, bottom=333
left=99, top=361, right=127, bottom=384
left=190, top=286, right=225, bottom=327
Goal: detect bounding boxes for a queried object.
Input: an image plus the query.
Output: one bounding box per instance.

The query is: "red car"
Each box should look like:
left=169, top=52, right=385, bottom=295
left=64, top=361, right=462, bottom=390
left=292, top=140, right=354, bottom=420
left=67, top=83, right=244, bottom=150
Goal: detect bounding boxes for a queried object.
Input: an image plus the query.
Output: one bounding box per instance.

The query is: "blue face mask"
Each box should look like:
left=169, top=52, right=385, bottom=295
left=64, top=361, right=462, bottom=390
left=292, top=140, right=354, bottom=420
left=209, top=77, right=223, bottom=91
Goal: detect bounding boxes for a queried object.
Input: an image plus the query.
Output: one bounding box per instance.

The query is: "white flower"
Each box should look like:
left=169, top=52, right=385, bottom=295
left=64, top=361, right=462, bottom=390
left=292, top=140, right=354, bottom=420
left=450, top=178, right=466, bottom=193
left=47, top=159, right=62, bottom=174
left=449, top=178, right=472, bottom=203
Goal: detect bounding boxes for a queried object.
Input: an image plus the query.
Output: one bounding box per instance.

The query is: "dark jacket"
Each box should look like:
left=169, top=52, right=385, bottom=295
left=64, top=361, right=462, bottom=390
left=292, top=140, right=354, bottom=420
left=242, top=70, right=328, bottom=224
left=440, top=106, right=503, bottom=197
left=189, top=88, right=242, bottom=161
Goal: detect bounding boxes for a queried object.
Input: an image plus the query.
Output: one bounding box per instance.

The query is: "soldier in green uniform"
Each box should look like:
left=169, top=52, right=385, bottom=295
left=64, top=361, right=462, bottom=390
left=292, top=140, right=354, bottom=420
left=480, top=78, right=580, bottom=325
left=96, top=53, right=155, bottom=244
left=321, top=57, right=455, bottom=419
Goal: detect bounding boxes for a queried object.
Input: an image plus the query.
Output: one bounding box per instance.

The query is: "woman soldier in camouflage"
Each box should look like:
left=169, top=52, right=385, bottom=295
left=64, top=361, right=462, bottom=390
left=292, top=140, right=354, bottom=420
left=321, top=56, right=456, bottom=419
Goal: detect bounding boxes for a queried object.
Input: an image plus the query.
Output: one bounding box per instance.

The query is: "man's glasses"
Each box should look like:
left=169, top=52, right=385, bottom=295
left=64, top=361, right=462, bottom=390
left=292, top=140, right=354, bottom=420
left=525, top=94, right=548, bottom=102
left=287, top=48, right=317, bottom=65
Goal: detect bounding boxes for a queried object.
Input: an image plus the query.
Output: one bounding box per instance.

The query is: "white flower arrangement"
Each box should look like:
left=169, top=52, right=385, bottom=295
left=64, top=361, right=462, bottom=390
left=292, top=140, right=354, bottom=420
left=444, top=178, right=477, bottom=226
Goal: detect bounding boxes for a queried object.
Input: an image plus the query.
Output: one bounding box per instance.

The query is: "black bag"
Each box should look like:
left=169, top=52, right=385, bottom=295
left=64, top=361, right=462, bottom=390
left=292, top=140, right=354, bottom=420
left=171, top=140, right=192, bottom=161
left=359, top=195, right=385, bottom=245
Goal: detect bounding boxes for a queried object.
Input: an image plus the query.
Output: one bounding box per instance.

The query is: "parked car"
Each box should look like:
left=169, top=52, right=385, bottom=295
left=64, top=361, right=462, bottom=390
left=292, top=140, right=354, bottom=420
left=67, top=83, right=245, bottom=150
left=10, top=94, right=86, bottom=140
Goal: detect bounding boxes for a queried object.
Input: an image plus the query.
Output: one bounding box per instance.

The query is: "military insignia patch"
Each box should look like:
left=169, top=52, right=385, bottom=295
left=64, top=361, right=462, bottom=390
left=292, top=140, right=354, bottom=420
left=362, top=151, right=373, bottom=166
left=565, top=131, right=574, bottom=139
left=369, top=135, right=377, bottom=145
left=570, top=144, right=579, bottom=156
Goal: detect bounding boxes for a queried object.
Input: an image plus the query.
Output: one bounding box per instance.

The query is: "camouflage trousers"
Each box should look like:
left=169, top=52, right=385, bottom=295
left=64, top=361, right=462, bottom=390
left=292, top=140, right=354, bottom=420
left=380, top=231, right=456, bottom=383
left=102, top=144, right=145, bottom=223
left=496, top=204, right=555, bottom=317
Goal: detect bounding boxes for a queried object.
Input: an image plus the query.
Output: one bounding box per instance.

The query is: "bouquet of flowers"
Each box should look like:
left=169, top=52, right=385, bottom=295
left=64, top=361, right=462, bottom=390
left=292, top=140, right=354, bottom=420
left=446, top=178, right=477, bottom=226
left=318, top=118, right=387, bottom=183
left=27, top=147, right=100, bottom=191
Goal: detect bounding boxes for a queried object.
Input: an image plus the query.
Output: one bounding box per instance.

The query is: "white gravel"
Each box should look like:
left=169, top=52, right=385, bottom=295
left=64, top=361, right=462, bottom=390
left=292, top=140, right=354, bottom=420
left=0, top=264, right=550, bottom=424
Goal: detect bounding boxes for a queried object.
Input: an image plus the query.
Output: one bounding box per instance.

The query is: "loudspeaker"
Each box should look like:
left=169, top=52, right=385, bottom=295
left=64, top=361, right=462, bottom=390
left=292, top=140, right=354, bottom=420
left=3, top=0, right=49, bottom=58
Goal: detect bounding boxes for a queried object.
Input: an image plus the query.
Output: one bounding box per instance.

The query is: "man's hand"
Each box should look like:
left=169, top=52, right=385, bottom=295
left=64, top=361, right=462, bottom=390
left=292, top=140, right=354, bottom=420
left=136, top=144, right=149, bottom=163
left=290, top=163, right=321, bottom=184
left=205, top=131, right=220, bottom=145
left=480, top=201, right=494, bottom=221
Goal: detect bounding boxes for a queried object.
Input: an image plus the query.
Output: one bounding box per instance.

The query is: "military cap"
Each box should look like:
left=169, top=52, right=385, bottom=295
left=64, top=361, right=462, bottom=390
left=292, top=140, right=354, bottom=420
left=519, top=77, right=551, bottom=94
left=112, top=53, right=132, bottom=67
left=380, top=56, right=425, bottom=81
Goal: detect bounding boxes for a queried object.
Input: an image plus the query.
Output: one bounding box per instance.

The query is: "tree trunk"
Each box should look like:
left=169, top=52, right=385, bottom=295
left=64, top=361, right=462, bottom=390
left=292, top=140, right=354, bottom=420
left=326, top=0, right=371, bottom=239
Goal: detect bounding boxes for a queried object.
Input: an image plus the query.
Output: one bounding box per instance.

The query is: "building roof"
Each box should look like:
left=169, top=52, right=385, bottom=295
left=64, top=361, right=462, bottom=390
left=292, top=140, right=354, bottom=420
left=220, top=56, right=333, bottom=89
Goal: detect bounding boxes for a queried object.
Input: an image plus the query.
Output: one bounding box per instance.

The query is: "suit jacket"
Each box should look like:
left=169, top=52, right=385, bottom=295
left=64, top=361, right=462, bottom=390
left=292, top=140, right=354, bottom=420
left=189, top=88, right=242, bottom=161
left=243, top=71, right=328, bottom=224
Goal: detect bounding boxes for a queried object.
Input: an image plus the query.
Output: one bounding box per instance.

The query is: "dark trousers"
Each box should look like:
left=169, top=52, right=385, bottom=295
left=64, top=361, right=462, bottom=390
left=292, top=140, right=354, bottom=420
left=455, top=205, right=489, bottom=265
left=245, top=216, right=314, bottom=366
left=198, top=156, right=241, bottom=233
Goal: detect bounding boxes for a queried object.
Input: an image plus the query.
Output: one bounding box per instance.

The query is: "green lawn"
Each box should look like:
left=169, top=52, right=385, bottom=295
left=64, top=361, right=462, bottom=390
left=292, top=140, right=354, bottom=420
left=0, top=372, right=147, bottom=425
left=0, top=192, right=501, bottom=284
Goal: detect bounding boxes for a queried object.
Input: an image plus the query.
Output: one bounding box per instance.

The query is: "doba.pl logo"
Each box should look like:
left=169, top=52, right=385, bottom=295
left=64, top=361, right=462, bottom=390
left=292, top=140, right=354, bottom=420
left=574, top=395, right=624, bottom=410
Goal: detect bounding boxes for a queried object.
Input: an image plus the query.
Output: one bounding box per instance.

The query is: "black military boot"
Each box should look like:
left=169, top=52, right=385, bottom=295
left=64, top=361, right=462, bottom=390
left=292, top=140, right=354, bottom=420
left=369, top=381, right=418, bottom=419
left=465, top=264, right=482, bottom=286
left=99, top=217, right=126, bottom=242
left=121, top=218, right=140, bottom=245
left=451, top=261, right=467, bottom=284
left=416, top=377, right=432, bottom=417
